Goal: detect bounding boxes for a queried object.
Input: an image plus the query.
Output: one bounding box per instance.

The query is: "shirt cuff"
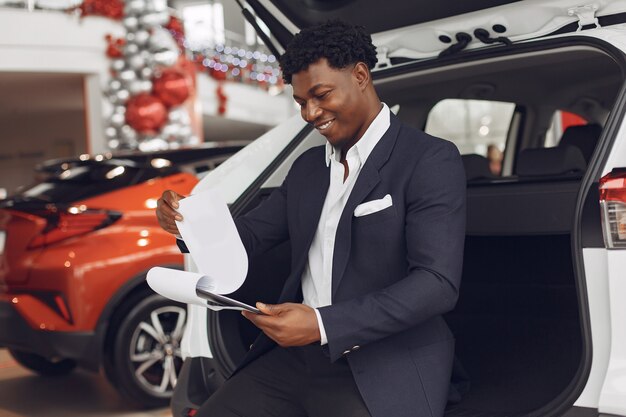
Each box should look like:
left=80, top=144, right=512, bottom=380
left=314, top=308, right=328, bottom=345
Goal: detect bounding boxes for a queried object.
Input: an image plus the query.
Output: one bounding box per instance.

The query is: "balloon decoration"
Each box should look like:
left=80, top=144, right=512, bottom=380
left=76, top=0, right=124, bottom=19
left=165, top=16, right=185, bottom=50
left=125, top=94, right=167, bottom=133
left=67, top=0, right=284, bottom=151
left=77, top=0, right=200, bottom=151
left=153, top=69, right=191, bottom=107
left=216, top=84, right=228, bottom=116
left=105, top=35, right=125, bottom=58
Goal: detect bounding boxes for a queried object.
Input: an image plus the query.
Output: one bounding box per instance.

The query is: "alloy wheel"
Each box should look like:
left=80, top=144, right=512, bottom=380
left=129, top=305, right=186, bottom=396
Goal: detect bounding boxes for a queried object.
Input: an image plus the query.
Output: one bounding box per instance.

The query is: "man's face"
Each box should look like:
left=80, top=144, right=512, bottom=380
left=291, top=58, right=367, bottom=150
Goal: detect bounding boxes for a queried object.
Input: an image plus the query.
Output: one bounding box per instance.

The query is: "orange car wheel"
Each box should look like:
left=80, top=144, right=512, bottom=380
left=104, top=293, right=186, bottom=408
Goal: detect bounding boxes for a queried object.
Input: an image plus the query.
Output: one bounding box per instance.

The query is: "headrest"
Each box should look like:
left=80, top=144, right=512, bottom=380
left=461, top=154, right=497, bottom=181
left=517, top=145, right=586, bottom=177
left=558, top=124, right=602, bottom=164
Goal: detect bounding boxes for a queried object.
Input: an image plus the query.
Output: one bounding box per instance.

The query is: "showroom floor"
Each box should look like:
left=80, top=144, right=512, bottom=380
left=0, top=349, right=172, bottom=417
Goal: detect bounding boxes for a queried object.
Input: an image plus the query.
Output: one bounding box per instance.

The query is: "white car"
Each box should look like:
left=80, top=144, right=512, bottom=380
left=172, top=1, right=626, bottom=416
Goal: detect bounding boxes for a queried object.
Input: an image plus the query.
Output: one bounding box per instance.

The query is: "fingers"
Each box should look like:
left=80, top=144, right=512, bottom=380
left=241, top=302, right=281, bottom=326
left=156, top=190, right=186, bottom=236
left=241, top=303, right=320, bottom=347
left=256, top=302, right=279, bottom=316
left=165, top=190, right=185, bottom=209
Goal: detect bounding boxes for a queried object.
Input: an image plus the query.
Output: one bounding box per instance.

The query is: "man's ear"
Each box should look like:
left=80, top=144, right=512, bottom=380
left=353, top=62, right=370, bottom=91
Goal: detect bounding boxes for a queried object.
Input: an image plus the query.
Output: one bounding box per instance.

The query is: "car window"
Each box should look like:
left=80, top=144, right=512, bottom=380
left=544, top=110, right=588, bottom=147
left=425, top=99, right=515, bottom=177
left=425, top=99, right=515, bottom=155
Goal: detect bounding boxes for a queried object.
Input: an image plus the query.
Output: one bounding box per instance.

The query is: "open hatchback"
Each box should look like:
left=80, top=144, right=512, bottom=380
left=170, top=1, right=626, bottom=416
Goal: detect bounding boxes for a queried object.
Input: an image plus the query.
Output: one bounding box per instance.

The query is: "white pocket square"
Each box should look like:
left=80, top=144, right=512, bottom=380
left=354, top=194, right=393, bottom=217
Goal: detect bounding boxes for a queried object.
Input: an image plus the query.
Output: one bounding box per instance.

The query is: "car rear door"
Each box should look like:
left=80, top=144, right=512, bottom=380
left=243, top=0, right=626, bottom=65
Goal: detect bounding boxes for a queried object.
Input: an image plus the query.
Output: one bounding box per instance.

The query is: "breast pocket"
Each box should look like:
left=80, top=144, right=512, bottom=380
left=353, top=204, right=398, bottom=228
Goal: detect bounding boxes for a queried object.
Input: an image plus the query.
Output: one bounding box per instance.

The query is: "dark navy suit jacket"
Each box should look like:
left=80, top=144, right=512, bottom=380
left=230, top=114, right=467, bottom=417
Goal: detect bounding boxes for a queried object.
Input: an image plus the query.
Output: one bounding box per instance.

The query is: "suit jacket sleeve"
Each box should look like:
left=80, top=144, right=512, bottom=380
left=318, top=140, right=466, bottom=361
left=234, top=177, right=290, bottom=257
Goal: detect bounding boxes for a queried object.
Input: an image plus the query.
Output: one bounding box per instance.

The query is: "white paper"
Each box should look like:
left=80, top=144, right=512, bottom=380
left=175, top=188, right=248, bottom=294
left=147, top=267, right=209, bottom=308
left=147, top=267, right=240, bottom=311
left=147, top=188, right=249, bottom=311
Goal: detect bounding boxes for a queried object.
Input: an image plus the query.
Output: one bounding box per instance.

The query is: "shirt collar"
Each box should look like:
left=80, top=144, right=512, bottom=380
left=325, top=103, right=391, bottom=167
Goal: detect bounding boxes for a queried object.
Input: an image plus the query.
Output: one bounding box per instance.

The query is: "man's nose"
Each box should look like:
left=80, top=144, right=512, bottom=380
left=304, top=103, right=322, bottom=123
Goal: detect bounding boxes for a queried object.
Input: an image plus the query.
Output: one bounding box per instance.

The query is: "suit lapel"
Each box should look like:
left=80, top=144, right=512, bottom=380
left=331, top=115, right=401, bottom=298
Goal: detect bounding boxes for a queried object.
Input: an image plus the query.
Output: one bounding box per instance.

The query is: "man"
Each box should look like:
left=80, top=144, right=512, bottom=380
left=487, top=144, right=503, bottom=175
left=157, top=20, right=466, bottom=417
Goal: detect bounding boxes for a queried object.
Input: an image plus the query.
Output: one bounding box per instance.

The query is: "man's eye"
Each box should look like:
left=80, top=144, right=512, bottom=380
left=317, top=91, right=330, bottom=99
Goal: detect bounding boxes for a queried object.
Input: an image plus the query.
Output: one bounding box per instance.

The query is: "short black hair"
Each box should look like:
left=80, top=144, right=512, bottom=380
left=279, top=20, right=378, bottom=84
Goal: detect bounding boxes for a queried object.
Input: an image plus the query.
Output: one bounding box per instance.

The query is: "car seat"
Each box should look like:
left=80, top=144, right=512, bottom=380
left=516, top=146, right=587, bottom=177
left=557, top=123, right=602, bottom=165
left=461, top=154, right=498, bottom=181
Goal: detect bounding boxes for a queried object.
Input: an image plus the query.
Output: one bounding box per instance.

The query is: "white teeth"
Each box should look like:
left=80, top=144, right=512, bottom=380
left=318, top=120, right=333, bottom=130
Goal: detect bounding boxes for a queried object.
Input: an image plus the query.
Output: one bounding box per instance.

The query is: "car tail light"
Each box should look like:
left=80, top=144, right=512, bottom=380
left=28, top=207, right=121, bottom=248
left=600, top=169, right=626, bottom=249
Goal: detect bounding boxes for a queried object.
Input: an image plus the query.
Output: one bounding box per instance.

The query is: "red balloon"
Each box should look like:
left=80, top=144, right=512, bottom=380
left=106, top=44, right=122, bottom=58
left=79, top=0, right=123, bottom=19
left=165, top=17, right=184, bottom=36
left=125, top=94, right=167, bottom=133
left=153, top=69, right=192, bottom=107
left=105, top=35, right=125, bottom=58
left=210, top=67, right=227, bottom=81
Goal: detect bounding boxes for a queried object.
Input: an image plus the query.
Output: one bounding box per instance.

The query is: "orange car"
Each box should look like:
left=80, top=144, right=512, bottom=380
left=0, top=144, right=243, bottom=407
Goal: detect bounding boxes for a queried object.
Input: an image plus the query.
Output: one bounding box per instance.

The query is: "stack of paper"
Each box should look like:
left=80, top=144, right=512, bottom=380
left=146, top=188, right=253, bottom=312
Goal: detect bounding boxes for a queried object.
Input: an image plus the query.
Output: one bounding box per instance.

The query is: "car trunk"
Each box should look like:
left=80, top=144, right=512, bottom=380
left=443, top=179, right=585, bottom=416
left=445, top=235, right=581, bottom=417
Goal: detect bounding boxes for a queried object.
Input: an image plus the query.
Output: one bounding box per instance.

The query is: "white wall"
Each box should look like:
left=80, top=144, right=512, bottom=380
left=0, top=110, right=87, bottom=194
left=0, top=8, right=122, bottom=154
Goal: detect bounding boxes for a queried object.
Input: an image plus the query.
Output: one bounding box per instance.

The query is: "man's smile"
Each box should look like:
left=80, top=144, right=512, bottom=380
left=315, top=119, right=334, bottom=131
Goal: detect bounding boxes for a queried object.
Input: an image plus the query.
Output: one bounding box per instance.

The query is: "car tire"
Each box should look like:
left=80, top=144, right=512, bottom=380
left=104, top=293, right=186, bottom=408
left=8, top=349, right=76, bottom=376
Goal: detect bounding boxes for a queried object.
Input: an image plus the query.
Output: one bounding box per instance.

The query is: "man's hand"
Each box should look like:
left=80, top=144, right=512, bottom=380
left=156, top=190, right=186, bottom=236
left=242, top=302, right=321, bottom=347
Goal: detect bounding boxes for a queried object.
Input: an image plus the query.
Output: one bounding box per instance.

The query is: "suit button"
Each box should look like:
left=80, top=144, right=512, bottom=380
left=352, top=345, right=360, bottom=351
left=342, top=349, right=351, bottom=356
left=249, top=344, right=254, bottom=350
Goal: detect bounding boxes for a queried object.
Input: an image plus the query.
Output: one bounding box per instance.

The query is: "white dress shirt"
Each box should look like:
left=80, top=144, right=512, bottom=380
left=302, top=103, right=391, bottom=344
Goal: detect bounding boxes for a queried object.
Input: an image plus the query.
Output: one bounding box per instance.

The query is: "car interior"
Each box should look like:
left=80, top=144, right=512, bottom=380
left=204, top=41, right=625, bottom=416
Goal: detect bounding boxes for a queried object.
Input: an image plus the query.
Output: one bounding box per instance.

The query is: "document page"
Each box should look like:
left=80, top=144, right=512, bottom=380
left=147, top=188, right=255, bottom=312
left=175, top=187, right=248, bottom=294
